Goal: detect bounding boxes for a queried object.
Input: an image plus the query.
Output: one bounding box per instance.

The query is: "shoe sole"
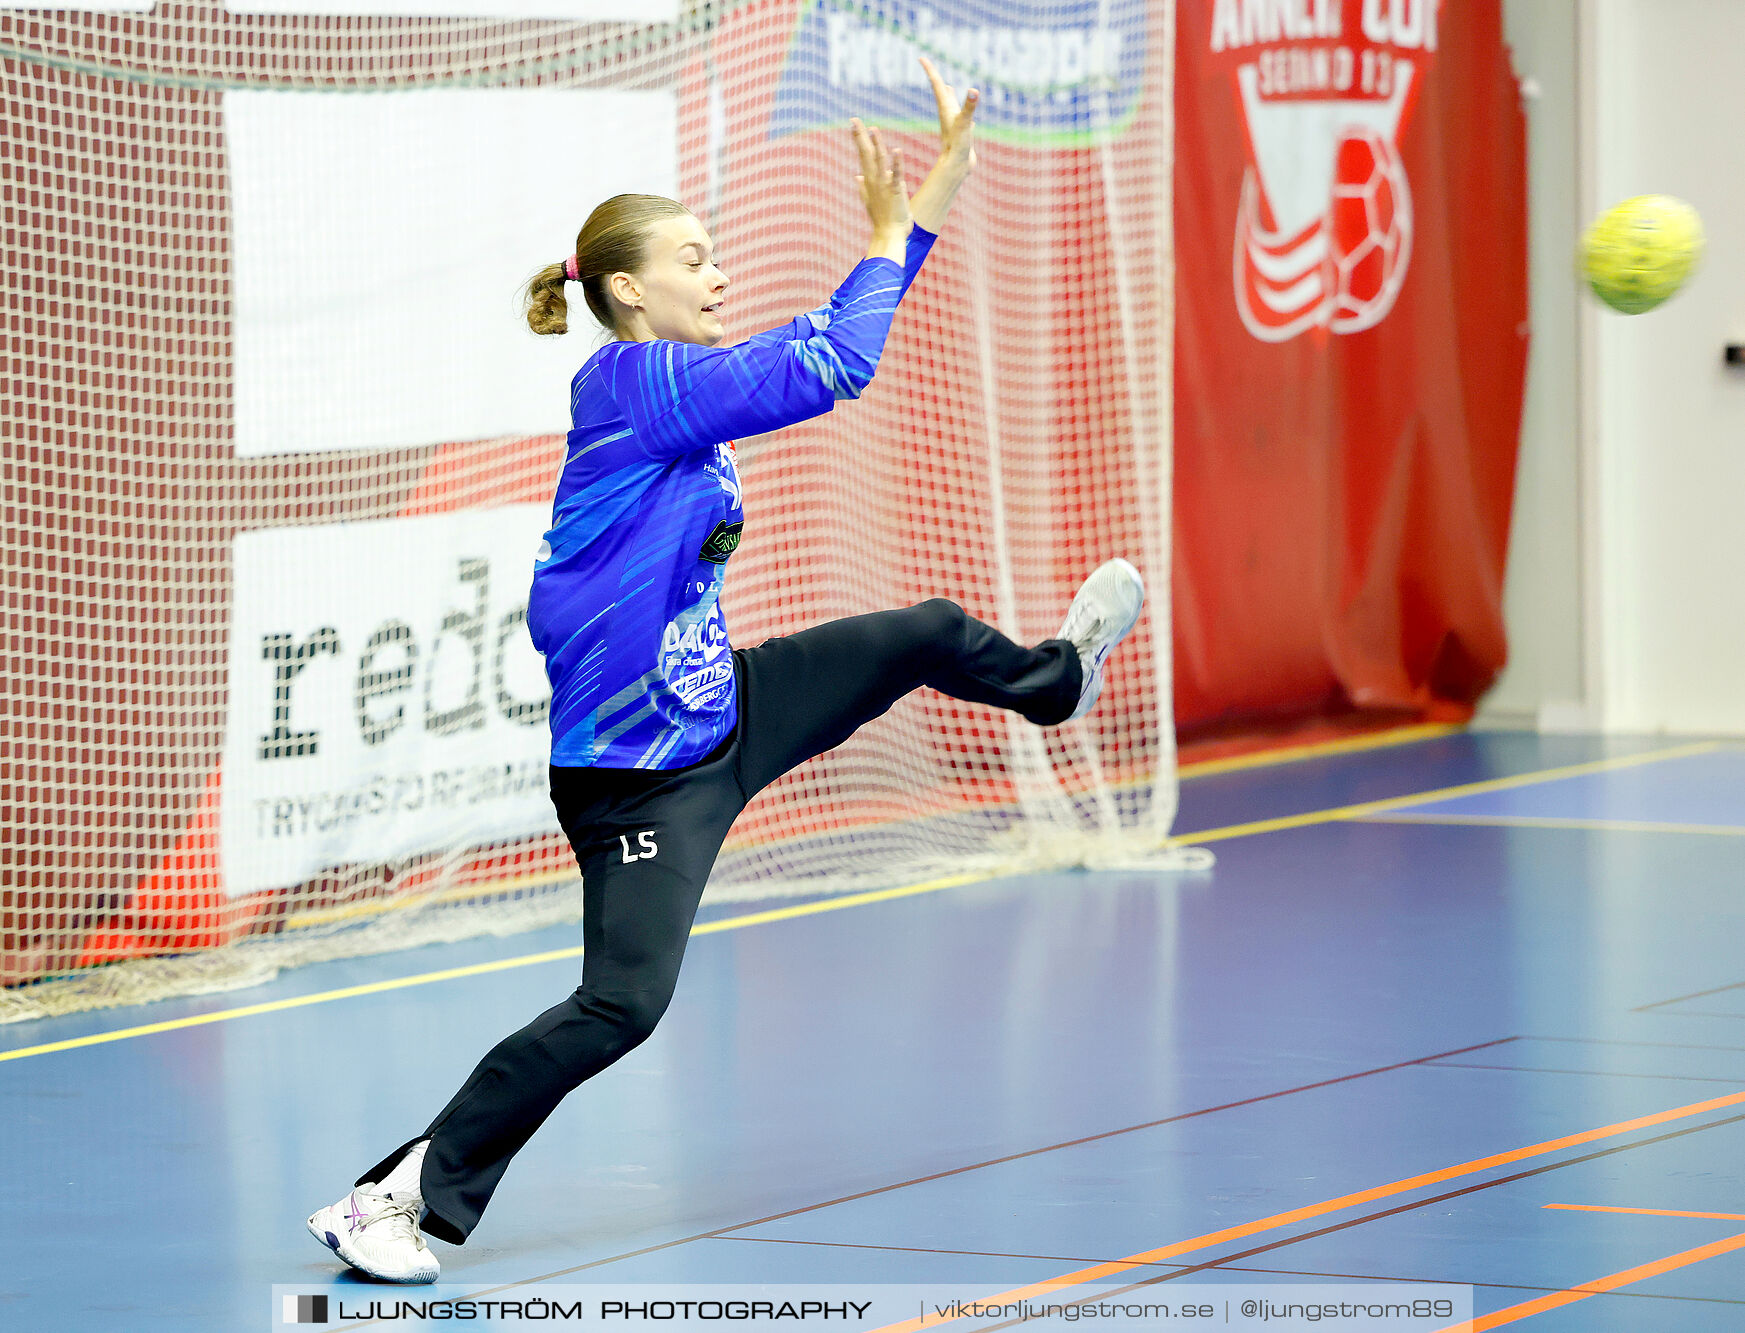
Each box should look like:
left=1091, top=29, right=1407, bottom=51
left=1090, top=559, right=1145, bottom=669
left=307, top=1209, right=440, bottom=1284
left=1065, top=558, right=1145, bottom=721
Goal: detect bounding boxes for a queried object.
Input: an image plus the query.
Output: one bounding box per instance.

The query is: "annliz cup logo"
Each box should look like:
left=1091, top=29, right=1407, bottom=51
left=1211, top=0, right=1441, bottom=341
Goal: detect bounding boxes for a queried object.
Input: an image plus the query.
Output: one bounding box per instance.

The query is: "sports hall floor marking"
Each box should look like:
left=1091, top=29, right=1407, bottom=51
left=0, top=739, right=1718, bottom=1064
left=0, top=872, right=991, bottom=1064
left=1427, top=1060, right=1745, bottom=1086
left=1436, top=1206, right=1745, bottom=1331
left=717, top=1239, right=1745, bottom=1315
left=1177, top=722, right=1463, bottom=778
left=1193, top=1261, right=1745, bottom=1310
left=1360, top=812, right=1745, bottom=836
left=1635, top=980, right=1745, bottom=1013
left=309, top=1037, right=1540, bottom=1327
left=963, top=1111, right=1745, bottom=1333
left=854, top=1090, right=1745, bottom=1332
left=1179, top=739, right=1724, bottom=845
left=1526, top=1035, right=1745, bottom=1053
left=1547, top=1203, right=1745, bottom=1221
left=261, top=724, right=1463, bottom=931
left=270, top=729, right=1713, bottom=931
left=719, top=1240, right=1745, bottom=1313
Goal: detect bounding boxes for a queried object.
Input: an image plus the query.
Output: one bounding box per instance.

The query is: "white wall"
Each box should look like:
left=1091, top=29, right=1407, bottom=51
left=1481, top=0, right=1584, bottom=729
left=1585, top=0, right=1745, bottom=733
left=1483, top=0, right=1745, bottom=736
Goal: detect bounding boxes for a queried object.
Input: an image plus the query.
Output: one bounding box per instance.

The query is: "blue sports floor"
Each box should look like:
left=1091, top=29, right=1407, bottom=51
left=4, top=729, right=1745, bottom=1331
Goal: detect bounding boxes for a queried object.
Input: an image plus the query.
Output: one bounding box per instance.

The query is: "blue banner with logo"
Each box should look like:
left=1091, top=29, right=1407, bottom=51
left=769, top=0, right=1151, bottom=146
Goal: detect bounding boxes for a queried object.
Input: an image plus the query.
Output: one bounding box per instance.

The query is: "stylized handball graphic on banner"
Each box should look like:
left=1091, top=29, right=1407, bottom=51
left=1225, top=3, right=1434, bottom=343
left=1325, top=124, right=1411, bottom=329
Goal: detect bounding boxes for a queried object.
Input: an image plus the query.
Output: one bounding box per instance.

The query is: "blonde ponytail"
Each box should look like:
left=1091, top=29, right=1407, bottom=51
left=524, top=262, right=570, bottom=337
left=528, top=194, right=693, bottom=340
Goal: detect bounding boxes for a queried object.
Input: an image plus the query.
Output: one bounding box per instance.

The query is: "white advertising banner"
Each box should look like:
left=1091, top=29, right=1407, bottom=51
left=2, top=0, right=150, bottom=10
left=226, top=88, right=677, bottom=456
left=222, top=506, right=559, bottom=896
left=231, top=0, right=671, bottom=15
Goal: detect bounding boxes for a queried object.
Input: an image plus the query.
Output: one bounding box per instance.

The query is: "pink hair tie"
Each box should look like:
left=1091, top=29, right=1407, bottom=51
left=562, top=255, right=581, bottom=282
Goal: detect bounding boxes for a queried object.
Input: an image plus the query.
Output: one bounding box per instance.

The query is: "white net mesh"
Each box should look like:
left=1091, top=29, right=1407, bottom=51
left=1, top=0, right=1202, bottom=1022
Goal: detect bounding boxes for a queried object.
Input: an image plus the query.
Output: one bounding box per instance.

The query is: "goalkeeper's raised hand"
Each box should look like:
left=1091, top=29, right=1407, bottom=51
left=852, top=116, right=912, bottom=263
left=909, top=55, right=979, bottom=233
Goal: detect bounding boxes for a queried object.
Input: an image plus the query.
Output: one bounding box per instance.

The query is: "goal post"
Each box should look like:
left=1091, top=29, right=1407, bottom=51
left=0, top=0, right=1205, bottom=1022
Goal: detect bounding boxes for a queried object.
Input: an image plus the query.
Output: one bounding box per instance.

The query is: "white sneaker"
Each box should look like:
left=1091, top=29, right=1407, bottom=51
left=1056, top=558, right=1146, bottom=721
left=307, top=1187, right=440, bottom=1283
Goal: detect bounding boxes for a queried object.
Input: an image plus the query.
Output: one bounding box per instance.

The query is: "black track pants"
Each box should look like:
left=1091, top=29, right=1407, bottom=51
left=356, top=599, right=1082, bottom=1244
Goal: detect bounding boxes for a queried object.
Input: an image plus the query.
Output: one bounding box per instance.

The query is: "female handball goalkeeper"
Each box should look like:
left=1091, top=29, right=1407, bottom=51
left=309, top=58, right=1144, bottom=1283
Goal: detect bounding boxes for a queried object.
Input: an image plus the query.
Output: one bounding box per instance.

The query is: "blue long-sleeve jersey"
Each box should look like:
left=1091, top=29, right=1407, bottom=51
left=529, top=225, right=937, bottom=769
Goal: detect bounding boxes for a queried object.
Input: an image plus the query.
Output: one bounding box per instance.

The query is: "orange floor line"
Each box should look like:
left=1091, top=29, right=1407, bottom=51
left=1545, top=1203, right=1745, bottom=1222
left=860, top=1089, right=1745, bottom=1333
left=1441, top=1230, right=1745, bottom=1331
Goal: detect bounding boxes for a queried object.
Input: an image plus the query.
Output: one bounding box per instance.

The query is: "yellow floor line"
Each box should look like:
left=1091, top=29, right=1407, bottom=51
left=243, top=723, right=1481, bottom=932
left=1, top=740, right=1725, bottom=1064
left=1180, top=722, right=1464, bottom=779
left=273, top=722, right=1467, bottom=932
left=1360, top=813, right=1745, bottom=837
left=1181, top=740, right=1724, bottom=845
left=0, top=872, right=991, bottom=1065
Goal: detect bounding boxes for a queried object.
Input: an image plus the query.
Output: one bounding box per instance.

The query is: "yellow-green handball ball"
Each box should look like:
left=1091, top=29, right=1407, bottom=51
left=1580, top=195, right=1704, bottom=314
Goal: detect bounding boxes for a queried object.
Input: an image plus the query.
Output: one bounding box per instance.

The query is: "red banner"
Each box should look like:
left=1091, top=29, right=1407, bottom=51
left=1173, top=0, right=1528, bottom=736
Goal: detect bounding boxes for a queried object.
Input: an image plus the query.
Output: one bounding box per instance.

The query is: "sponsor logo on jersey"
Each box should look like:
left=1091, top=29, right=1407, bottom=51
left=668, top=660, right=734, bottom=710
left=658, top=598, right=734, bottom=712
left=716, top=439, right=742, bottom=507
left=699, top=520, right=744, bottom=565
left=1212, top=0, right=1438, bottom=341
